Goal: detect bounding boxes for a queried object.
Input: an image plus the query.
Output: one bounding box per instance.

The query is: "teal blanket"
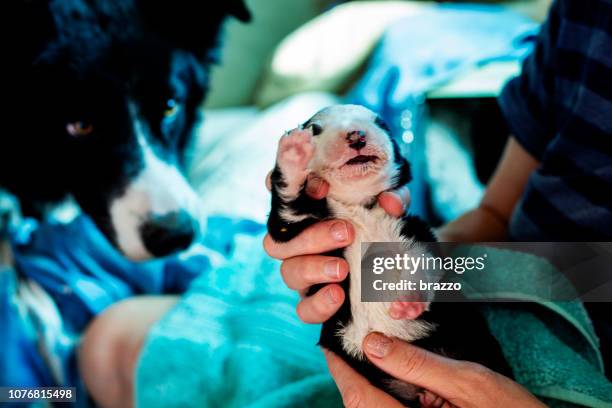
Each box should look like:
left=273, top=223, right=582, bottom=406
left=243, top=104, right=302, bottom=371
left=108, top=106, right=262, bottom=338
left=136, top=228, right=342, bottom=407
left=136, top=234, right=611, bottom=407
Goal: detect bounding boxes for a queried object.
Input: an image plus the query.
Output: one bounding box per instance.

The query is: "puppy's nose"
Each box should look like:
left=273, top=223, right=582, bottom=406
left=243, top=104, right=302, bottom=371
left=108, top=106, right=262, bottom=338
left=346, top=130, right=366, bottom=150
left=141, top=210, right=197, bottom=257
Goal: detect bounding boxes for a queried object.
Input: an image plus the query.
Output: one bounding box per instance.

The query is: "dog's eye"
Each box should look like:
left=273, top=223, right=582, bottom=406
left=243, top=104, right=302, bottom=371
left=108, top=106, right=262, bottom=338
left=163, top=99, right=180, bottom=118
left=66, top=121, right=94, bottom=138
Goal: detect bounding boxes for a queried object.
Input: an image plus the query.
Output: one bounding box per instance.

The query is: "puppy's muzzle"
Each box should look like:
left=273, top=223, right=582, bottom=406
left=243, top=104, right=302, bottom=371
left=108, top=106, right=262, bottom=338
left=140, top=210, right=198, bottom=257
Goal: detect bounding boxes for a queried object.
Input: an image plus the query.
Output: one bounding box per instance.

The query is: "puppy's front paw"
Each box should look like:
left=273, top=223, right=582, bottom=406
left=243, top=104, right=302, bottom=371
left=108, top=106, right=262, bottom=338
left=389, top=301, right=428, bottom=320
left=277, top=128, right=314, bottom=172
left=275, top=128, right=315, bottom=198
left=419, top=390, right=449, bottom=408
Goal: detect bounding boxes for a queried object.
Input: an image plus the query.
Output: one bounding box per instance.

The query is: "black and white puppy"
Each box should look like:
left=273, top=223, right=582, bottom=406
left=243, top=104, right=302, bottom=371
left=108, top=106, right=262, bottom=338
left=268, top=105, right=511, bottom=405
left=1, top=0, right=249, bottom=260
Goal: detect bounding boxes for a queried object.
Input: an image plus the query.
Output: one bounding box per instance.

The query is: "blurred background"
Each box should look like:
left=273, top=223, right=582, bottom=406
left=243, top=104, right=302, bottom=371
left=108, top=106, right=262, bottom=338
left=189, top=0, right=552, bottom=228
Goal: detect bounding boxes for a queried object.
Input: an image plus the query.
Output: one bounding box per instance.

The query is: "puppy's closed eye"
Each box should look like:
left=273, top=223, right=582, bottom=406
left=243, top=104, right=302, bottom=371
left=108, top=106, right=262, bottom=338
left=310, top=123, right=323, bottom=136
left=300, top=120, right=323, bottom=136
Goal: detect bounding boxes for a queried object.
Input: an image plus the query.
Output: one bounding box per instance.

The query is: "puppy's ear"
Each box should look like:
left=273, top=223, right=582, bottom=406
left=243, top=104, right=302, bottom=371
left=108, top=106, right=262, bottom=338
left=391, top=140, right=412, bottom=189
left=137, top=0, right=251, bottom=60
left=375, top=116, right=412, bottom=189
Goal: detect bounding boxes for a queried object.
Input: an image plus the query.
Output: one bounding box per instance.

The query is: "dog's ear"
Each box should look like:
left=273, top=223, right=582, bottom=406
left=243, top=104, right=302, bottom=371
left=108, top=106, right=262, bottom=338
left=4, top=0, right=57, bottom=67
left=0, top=1, right=69, bottom=216
left=136, top=0, right=251, bottom=60
left=225, top=0, right=252, bottom=22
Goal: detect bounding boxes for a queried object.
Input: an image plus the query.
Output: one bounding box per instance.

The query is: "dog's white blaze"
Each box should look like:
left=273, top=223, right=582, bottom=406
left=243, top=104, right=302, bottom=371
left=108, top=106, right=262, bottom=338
left=109, top=108, right=202, bottom=260
left=110, top=185, right=152, bottom=260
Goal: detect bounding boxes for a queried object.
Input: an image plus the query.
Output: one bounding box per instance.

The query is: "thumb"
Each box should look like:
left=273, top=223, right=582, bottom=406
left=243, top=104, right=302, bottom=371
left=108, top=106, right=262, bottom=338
left=324, top=350, right=404, bottom=408
left=363, top=332, right=477, bottom=402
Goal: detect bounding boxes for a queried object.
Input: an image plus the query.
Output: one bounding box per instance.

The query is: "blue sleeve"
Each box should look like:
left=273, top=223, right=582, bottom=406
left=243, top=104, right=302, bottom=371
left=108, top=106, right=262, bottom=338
left=498, top=0, right=561, bottom=160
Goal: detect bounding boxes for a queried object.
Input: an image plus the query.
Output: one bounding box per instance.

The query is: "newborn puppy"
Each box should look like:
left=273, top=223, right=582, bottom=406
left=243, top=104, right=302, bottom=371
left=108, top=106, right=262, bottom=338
left=267, top=105, right=511, bottom=405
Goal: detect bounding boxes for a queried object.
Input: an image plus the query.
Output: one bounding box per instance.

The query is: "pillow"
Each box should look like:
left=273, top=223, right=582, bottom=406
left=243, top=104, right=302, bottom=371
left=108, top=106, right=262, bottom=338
left=255, top=1, right=430, bottom=107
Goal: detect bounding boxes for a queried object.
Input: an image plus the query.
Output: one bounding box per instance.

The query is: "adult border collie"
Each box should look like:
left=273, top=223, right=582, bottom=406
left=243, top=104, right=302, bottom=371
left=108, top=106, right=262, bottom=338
left=2, top=0, right=250, bottom=260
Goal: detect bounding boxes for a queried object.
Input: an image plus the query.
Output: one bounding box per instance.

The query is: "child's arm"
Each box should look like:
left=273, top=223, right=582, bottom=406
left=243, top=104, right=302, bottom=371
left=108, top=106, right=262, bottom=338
left=437, top=136, right=540, bottom=242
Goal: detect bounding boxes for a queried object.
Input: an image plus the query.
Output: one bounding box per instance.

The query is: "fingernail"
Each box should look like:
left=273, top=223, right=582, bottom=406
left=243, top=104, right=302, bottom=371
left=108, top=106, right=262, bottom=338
left=330, top=222, right=348, bottom=242
left=365, top=333, right=392, bottom=358
left=306, top=177, right=324, bottom=196
left=326, top=286, right=340, bottom=304
left=324, top=260, right=340, bottom=279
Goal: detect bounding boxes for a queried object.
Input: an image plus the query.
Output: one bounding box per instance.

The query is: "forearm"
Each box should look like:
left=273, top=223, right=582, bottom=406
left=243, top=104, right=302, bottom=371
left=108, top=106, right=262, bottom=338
left=436, top=205, right=508, bottom=242
left=437, top=137, right=539, bottom=243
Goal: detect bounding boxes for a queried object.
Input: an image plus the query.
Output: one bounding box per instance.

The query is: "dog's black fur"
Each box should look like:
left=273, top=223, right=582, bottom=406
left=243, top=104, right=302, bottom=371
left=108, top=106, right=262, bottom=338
left=1, top=0, right=249, bottom=256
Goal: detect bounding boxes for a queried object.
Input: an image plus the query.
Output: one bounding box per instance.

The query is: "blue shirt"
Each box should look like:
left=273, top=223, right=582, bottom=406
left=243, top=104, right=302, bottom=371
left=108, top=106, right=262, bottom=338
left=498, top=0, right=612, bottom=376
left=499, top=0, right=612, bottom=241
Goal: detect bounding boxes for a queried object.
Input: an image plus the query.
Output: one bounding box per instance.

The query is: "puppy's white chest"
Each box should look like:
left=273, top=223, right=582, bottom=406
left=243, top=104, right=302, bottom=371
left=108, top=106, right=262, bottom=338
left=328, top=200, right=432, bottom=359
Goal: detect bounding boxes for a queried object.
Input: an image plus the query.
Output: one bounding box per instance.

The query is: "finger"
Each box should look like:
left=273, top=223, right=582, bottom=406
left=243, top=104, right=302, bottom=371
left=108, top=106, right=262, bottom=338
left=305, top=175, right=329, bottom=199
left=296, top=284, right=344, bottom=323
left=281, top=256, right=349, bottom=291
left=363, top=333, right=471, bottom=401
left=266, top=170, right=272, bottom=192
left=263, top=220, right=354, bottom=260
left=324, top=350, right=404, bottom=408
left=378, top=187, right=411, bottom=217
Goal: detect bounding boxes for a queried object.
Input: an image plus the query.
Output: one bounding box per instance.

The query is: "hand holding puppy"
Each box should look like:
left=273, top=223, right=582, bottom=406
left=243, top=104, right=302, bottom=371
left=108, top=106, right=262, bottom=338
left=263, top=171, right=411, bottom=323
left=325, top=332, right=545, bottom=408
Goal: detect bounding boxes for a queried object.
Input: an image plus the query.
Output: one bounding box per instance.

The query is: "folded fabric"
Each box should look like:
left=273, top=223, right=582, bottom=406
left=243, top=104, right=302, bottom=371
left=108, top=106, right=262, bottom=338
left=0, top=209, right=261, bottom=403
left=484, top=305, right=611, bottom=408
left=10, top=214, right=213, bottom=334
left=452, top=245, right=611, bottom=408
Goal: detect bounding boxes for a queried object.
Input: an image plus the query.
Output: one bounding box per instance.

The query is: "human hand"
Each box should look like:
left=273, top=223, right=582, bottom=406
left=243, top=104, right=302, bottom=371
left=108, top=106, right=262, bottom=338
left=263, top=172, right=411, bottom=323
left=325, top=332, right=545, bottom=408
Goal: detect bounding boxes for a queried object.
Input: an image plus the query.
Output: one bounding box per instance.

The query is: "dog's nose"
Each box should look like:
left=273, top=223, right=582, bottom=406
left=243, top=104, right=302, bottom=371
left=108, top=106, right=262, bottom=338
left=346, top=130, right=366, bottom=150
left=141, top=210, right=196, bottom=257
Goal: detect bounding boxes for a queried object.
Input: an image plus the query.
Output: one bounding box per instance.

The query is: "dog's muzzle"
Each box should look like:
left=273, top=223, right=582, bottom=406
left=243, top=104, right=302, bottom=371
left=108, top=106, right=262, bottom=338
left=140, top=210, right=198, bottom=257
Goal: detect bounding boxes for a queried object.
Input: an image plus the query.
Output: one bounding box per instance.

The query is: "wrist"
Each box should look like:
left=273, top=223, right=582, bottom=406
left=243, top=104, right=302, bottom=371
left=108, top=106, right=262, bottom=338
left=437, top=206, right=509, bottom=242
